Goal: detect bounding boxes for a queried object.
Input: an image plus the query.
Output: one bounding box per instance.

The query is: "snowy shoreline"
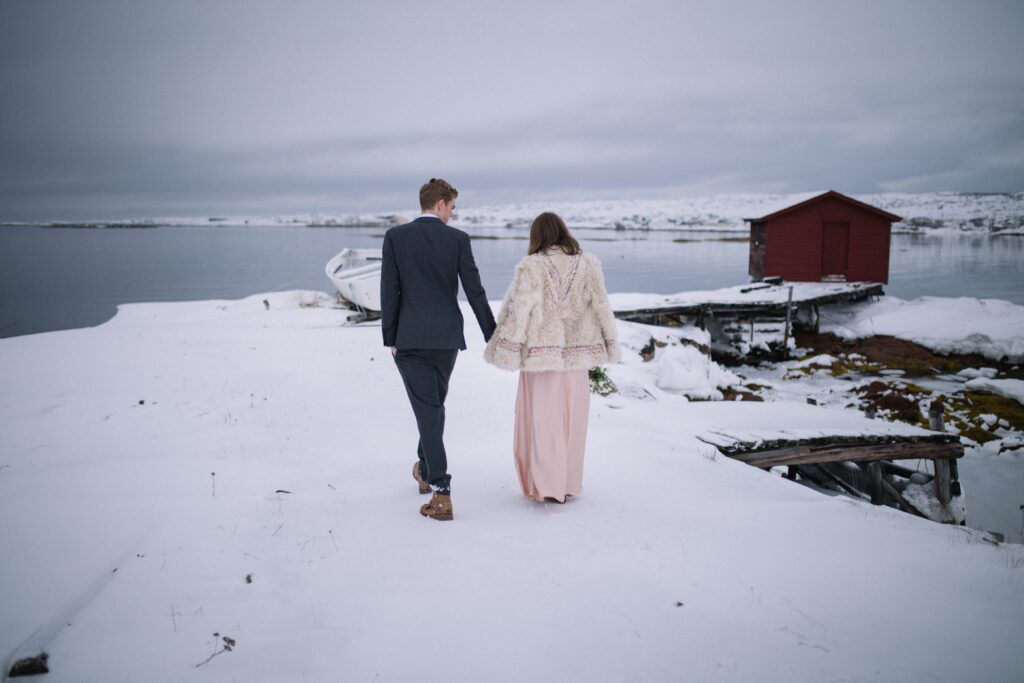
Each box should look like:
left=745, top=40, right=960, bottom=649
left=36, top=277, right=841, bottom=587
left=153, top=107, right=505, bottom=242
left=7, top=190, right=1024, bottom=233
left=1, top=291, right=1022, bottom=681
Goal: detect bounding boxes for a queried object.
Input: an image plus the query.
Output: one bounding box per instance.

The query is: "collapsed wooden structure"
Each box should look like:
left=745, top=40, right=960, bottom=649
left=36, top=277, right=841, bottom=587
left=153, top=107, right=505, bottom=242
left=697, top=422, right=965, bottom=523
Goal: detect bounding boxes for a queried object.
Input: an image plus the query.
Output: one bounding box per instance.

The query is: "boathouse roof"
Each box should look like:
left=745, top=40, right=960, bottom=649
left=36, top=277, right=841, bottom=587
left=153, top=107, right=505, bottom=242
left=743, top=190, right=902, bottom=223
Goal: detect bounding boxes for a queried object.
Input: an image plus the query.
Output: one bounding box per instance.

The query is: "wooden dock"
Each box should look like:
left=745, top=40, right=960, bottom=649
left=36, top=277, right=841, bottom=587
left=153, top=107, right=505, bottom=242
left=611, top=280, right=883, bottom=323
left=609, top=280, right=884, bottom=357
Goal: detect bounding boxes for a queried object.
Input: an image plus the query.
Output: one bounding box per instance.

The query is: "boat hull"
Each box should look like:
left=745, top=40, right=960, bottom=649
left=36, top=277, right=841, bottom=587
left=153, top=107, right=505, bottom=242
left=325, top=248, right=383, bottom=311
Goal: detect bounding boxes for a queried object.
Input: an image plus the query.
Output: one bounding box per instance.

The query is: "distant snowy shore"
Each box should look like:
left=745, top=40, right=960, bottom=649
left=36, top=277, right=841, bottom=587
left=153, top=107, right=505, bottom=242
left=446, top=191, right=1024, bottom=233
left=1, top=290, right=1022, bottom=681
left=7, top=191, right=1024, bottom=233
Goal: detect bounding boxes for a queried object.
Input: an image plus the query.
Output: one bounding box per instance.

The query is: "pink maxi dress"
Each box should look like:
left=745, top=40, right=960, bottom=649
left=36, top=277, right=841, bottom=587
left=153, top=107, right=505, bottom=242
left=485, top=247, right=617, bottom=503
left=514, top=368, right=590, bottom=502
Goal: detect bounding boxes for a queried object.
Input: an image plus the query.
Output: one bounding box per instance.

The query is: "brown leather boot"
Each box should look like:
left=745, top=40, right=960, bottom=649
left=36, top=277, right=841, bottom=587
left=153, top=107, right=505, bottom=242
left=420, top=492, right=454, bottom=521
left=412, top=462, right=431, bottom=495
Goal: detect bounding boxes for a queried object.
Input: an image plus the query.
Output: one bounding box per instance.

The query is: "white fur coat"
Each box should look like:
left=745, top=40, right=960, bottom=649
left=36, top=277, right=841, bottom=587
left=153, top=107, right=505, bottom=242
left=483, top=249, right=621, bottom=372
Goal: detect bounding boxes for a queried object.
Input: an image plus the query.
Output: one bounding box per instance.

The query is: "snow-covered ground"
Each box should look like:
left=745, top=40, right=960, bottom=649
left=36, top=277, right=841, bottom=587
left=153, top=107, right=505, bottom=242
left=963, top=377, right=1024, bottom=404
left=2, top=292, right=1022, bottom=682
left=11, top=191, right=1024, bottom=233
left=819, top=296, right=1024, bottom=363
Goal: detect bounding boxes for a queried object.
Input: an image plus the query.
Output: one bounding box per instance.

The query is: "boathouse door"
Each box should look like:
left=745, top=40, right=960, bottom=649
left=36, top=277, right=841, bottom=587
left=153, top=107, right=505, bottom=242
left=821, top=221, right=850, bottom=280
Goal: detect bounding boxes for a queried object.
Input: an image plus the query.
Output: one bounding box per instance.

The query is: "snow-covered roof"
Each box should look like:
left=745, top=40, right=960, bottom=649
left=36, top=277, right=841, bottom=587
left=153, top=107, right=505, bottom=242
left=739, top=191, right=827, bottom=222
left=742, top=190, right=903, bottom=223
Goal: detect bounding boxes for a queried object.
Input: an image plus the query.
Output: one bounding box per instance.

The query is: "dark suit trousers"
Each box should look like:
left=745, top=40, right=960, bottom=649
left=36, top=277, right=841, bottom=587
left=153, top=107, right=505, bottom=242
left=393, top=348, right=458, bottom=493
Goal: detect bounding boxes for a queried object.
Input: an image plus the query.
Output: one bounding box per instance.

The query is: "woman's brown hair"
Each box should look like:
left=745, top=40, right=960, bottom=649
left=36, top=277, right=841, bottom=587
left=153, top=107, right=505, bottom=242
left=528, top=212, right=581, bottom=255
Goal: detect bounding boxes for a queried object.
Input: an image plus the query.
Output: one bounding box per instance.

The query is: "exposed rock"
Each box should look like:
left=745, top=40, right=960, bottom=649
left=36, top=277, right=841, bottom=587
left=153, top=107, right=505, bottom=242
left=10, top=653, right=49, bottom=677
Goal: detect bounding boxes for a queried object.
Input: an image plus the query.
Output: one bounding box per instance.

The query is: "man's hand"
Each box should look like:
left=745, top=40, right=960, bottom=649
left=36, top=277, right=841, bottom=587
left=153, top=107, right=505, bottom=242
left=389, top=346, right=397, bottom=357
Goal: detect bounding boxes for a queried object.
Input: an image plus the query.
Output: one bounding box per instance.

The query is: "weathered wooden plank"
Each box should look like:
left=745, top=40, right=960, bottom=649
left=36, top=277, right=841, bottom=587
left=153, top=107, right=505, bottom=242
left=879, top=477, right=921, bottom=516
left=813, top=463, right=871, bottom=501
left=793, top=464, right=840, bottom=492
left=879, top=460, right=924, bottom=478
left=791, top=459, right=932, bottom=518
left=823, top=461, right=869, bottom=491
left=728, top=440, right=963, bottom=468
left=709, top=431, right=960, bottom=455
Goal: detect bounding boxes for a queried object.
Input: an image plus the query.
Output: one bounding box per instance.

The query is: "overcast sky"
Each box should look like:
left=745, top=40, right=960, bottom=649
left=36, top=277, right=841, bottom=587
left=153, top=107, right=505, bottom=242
left=1, top=0, right=1023, bottom=219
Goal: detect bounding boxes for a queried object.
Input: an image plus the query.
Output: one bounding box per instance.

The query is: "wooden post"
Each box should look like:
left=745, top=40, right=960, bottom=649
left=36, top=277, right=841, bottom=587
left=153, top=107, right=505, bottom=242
left=928, top=400, right=945, bottom=432
left=934, top=459, right=952, bottom=506
left=928, top=399, right=954, bottom=506
left=749, top=318, right=755, bottom=344
left=867, top=462, right=883, bottom=505
left=782, top=286, right=793, bottom=355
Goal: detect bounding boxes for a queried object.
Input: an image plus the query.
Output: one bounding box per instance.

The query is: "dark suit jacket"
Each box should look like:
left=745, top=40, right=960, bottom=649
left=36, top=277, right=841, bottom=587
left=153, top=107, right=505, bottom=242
left=381, top=216, right=496, bottom=350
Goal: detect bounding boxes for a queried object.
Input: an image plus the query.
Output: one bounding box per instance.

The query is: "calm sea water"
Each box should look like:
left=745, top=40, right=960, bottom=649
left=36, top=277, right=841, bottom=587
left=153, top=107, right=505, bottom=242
left=1, top=225, right=1022, bottom=338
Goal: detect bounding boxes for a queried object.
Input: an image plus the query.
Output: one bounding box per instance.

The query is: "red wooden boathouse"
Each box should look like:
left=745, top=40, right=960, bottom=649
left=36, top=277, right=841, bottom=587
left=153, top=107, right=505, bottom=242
left=746, top=190, right=901, bottom=284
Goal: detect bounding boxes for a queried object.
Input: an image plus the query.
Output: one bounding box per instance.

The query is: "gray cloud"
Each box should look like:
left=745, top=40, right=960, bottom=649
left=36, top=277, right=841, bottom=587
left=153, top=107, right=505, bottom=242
left=2, top=0, right=1023, bottom=219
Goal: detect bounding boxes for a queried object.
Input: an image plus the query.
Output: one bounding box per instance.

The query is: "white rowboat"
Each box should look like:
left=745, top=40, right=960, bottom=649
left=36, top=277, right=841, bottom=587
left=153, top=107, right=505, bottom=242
left=325, top=248, right=383, bottom=312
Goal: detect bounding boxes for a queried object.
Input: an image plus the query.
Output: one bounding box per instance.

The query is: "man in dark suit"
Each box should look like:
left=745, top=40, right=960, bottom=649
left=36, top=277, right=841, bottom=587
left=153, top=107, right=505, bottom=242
left=381, top=178, right=496, bottom=521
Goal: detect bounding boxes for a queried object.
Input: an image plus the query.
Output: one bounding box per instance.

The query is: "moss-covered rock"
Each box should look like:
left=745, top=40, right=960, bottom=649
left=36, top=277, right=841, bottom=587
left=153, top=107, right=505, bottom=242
left=853, top=380, right=929, bottom=427
left=945, top=391, right=1024, bottom=443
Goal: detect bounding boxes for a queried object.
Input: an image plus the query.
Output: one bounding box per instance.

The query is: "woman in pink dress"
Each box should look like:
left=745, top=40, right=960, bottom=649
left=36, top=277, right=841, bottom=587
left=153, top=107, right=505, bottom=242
left=484, top=213, right=620, bottom=503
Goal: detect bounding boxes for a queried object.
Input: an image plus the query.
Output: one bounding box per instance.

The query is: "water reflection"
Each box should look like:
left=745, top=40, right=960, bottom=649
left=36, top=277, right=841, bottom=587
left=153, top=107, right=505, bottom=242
left=888, top=233, right=1024, bottom=301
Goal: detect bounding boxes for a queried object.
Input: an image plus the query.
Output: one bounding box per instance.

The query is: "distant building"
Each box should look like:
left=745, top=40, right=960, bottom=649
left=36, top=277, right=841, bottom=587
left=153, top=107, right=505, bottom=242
left=745, top=190, right=901, bottom=284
